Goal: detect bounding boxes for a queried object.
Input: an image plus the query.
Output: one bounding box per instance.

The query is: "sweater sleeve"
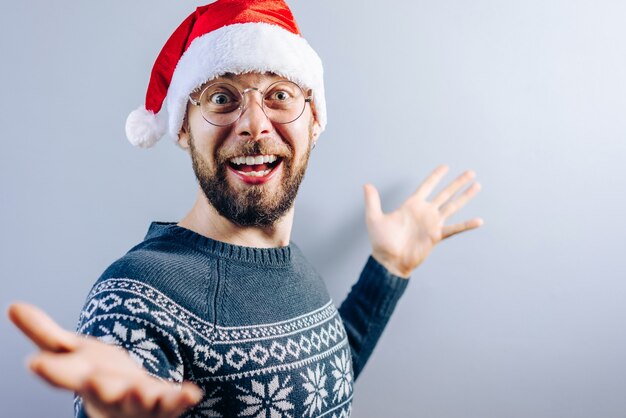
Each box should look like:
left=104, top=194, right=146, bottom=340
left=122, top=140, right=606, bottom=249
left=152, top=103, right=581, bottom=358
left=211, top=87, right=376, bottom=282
left=337, top=255, right=409, bottom=381
left=72, top=278, right=186, bottom=418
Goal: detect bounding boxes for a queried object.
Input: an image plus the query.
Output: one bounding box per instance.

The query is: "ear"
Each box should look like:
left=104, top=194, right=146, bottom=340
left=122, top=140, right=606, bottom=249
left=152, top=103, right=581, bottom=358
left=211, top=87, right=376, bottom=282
left=177, top=113, right=191, bottom=150
left=311, top=120, right=321, bottom=139
left=307, top=91, right=322, bottom=140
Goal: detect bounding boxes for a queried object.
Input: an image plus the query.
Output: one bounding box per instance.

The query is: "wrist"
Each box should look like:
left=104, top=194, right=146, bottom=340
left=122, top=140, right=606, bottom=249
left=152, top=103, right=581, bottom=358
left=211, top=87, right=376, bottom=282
left=371, top=252, right=411, bottom=279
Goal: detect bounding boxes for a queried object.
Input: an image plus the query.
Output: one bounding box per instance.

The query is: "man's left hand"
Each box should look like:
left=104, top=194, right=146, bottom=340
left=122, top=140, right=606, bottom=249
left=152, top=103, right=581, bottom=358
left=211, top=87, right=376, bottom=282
left=364, top=164, right=483, bottom=278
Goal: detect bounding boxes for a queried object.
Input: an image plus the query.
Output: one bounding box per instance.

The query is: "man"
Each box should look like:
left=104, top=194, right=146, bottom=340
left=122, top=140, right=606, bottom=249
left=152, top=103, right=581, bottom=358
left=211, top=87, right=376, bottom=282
left=8, top=1, right=483, bottom=417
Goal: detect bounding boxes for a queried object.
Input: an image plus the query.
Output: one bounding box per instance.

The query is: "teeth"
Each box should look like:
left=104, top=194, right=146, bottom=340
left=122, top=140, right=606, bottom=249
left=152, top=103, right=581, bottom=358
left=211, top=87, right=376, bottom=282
left=230, top=155, right=279, bottom=165
left=237, top=169, right=271, bottom=177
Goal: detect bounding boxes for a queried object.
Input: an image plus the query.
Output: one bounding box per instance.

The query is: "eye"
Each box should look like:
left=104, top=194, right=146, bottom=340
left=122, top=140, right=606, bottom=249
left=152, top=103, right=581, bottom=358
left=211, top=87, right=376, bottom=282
left=269, top=90, right=291, bottom=101
left=202, top=84, right=241, bottom=114
left=210, top=92, right=232, bottom=105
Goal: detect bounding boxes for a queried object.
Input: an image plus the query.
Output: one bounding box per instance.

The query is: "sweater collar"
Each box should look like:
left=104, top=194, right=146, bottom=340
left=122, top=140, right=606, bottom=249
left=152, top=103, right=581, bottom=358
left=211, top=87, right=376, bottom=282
left=145, top=221, right=293, bottom=265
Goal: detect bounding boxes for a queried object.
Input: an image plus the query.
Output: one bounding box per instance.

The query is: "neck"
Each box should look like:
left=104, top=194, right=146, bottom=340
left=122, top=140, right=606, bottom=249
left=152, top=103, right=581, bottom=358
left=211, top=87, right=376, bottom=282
left=177, top=189, right=294, bottom=248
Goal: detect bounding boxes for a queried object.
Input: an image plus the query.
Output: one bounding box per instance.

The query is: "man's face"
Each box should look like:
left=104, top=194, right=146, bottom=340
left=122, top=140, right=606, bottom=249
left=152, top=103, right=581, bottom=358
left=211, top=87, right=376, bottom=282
left=179, top=72, right=320, bottom=227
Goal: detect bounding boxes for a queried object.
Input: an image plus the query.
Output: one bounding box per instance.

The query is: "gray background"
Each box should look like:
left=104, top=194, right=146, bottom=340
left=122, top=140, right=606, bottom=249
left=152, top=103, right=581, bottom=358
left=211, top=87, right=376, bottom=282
left=1, top=1, right=625, bottom=417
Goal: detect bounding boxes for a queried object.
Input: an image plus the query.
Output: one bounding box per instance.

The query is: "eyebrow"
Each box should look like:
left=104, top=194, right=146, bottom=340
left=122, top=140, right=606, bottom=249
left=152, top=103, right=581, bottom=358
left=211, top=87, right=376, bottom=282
left=193, top=72, right=284, bottom=94
left=216, top=72, right=280, bottom=82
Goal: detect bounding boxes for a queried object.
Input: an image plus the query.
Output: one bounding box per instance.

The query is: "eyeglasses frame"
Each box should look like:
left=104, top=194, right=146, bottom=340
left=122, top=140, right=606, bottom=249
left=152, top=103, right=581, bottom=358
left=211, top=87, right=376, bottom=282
left=188, top=79, right=313, bottom=127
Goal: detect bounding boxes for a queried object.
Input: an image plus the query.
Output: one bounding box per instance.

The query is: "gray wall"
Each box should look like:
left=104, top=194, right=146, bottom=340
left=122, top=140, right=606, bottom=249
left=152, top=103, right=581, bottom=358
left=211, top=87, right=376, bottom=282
left=2, top=1, right=625, bottom=417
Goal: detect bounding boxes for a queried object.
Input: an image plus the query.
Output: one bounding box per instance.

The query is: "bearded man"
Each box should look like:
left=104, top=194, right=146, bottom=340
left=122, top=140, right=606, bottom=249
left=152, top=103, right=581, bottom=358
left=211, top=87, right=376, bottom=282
left=8, top=1, right=483, bottom=417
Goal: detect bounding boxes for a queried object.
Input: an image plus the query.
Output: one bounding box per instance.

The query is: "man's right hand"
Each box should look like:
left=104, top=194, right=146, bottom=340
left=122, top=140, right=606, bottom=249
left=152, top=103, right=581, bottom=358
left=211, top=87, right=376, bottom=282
left=7, top=302, right=203, bottom=418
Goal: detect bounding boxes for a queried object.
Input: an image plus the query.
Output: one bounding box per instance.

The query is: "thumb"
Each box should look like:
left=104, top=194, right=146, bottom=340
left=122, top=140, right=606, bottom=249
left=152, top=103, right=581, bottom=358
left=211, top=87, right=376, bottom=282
left=363, top=184, right=383, bottom=220
left=8, top=302, right=78, bottom=353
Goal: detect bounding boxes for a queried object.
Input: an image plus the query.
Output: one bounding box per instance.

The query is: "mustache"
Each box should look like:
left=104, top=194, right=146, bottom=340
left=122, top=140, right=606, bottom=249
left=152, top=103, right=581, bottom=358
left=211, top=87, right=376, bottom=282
left=217, top=141, right=293, bottom=163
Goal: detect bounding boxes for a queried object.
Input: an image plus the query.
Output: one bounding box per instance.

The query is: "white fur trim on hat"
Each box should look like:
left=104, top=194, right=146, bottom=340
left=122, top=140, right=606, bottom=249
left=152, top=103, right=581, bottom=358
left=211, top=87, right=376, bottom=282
left=125, top=105, right=167, bottom=149
left=165, top=22, right=326, bottom=140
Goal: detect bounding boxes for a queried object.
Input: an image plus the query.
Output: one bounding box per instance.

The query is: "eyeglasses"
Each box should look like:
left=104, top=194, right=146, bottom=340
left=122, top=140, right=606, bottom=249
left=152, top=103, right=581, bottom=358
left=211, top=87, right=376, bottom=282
left=188, top=80, right=312, bottom=127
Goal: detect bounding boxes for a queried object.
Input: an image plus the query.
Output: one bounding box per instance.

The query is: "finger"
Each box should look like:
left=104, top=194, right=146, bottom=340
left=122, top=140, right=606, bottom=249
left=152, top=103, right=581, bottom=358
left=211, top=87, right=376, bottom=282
left=124, top=378, right=168, bottom=413
left=8, top=302, right=78, bottom=352
left=440, top=182, right=482, bottom=219
left=178, top=381, right=204, bottom=409
left=411, top=164, right=449, bottom=201
left=156, top=382, right=203, bottom=418
left=81, top=381, right=122, bottom=418
left=91, top=376, right=159, bottom=416
left=442, top=217, right=484, bottom=240
left=82, top=372, right=135, bottom=406
left=363, top=184, right=383, bottom=220
left=82, top=397, right=112, bottom=418
left=431, top=169, right=476, bottom=208
left=28, top=351, right=92, bottom=390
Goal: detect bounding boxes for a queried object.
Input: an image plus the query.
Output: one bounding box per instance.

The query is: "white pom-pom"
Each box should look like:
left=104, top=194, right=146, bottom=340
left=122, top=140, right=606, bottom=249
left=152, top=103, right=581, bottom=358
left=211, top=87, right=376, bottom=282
left=125, top=106, right=166, bottom=148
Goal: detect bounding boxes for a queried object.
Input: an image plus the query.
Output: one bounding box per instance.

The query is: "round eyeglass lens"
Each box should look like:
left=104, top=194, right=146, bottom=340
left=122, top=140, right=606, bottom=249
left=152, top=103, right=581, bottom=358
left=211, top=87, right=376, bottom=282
left=262, top=80, right=306, bottom=124
left=199, top=83, right=243, bottom=126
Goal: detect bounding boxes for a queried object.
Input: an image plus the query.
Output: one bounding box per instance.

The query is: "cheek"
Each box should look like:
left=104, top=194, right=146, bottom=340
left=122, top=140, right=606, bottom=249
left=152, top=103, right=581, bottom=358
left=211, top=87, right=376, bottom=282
left=190, top=126, right=231, bottom=157
left=273, top=121, right=312, bottom=155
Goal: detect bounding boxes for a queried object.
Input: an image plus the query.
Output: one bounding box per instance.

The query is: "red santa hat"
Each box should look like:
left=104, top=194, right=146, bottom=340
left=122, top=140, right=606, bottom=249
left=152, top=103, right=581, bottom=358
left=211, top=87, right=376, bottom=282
left=125, top=0, right=326, bottom=148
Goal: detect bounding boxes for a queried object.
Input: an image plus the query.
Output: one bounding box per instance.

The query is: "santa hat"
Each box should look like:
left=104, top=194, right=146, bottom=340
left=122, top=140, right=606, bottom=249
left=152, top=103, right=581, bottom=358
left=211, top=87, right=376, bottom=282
left=125, top=0, right=326, bottom=148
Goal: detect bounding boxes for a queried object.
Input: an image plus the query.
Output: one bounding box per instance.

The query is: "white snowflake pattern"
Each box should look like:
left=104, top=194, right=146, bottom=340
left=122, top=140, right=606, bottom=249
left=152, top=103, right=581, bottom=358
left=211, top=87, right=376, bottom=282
left=97, top=322, right=161, bottom=372
left=301, top=363, right=328, bottom=417
left=236, top=375, right=294, bottom=418
left=330, top=404, right=352, bottom=418
left=330, top=350, right=353, bottom=403
left=168, top=363, right=184, bottom=383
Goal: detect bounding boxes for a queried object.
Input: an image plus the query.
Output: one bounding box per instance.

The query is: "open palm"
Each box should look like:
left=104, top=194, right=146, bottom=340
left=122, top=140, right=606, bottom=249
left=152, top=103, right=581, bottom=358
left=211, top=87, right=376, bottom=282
left=8, top=303, right=202, bottom=418
left=364, top=164, right=483, bottom=278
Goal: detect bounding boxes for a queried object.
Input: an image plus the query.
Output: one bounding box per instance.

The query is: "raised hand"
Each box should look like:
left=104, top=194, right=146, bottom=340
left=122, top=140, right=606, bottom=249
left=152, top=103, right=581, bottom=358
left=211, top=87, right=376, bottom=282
left=364, top=164, right=483, bottom=278
left=7, top=302, right=203, bottom=418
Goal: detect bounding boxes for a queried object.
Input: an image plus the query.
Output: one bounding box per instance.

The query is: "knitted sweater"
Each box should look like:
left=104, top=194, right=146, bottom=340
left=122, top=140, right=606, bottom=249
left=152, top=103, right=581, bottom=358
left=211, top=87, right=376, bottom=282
left=74, top=221, right=409, bottom=418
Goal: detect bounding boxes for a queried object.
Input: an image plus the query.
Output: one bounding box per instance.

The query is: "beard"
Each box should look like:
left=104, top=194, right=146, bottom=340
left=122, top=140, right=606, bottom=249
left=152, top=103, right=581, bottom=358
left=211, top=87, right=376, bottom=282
left=188, top=125, right=314, bottom=228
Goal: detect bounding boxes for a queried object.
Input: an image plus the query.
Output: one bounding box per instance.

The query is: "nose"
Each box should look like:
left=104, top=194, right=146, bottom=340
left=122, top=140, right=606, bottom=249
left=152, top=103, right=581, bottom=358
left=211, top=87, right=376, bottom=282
left=235, top=89, right=272, bottom=139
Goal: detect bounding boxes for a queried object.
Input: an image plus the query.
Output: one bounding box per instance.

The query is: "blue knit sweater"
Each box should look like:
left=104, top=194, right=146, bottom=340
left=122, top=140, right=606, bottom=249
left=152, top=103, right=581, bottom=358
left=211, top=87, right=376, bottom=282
left=74, top=221, right=409, bottom=418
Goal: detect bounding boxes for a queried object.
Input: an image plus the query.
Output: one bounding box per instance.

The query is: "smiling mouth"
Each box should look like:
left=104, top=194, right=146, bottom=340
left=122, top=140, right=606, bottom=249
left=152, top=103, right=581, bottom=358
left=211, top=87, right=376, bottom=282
left=228, top=154, right=283, bottom=178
